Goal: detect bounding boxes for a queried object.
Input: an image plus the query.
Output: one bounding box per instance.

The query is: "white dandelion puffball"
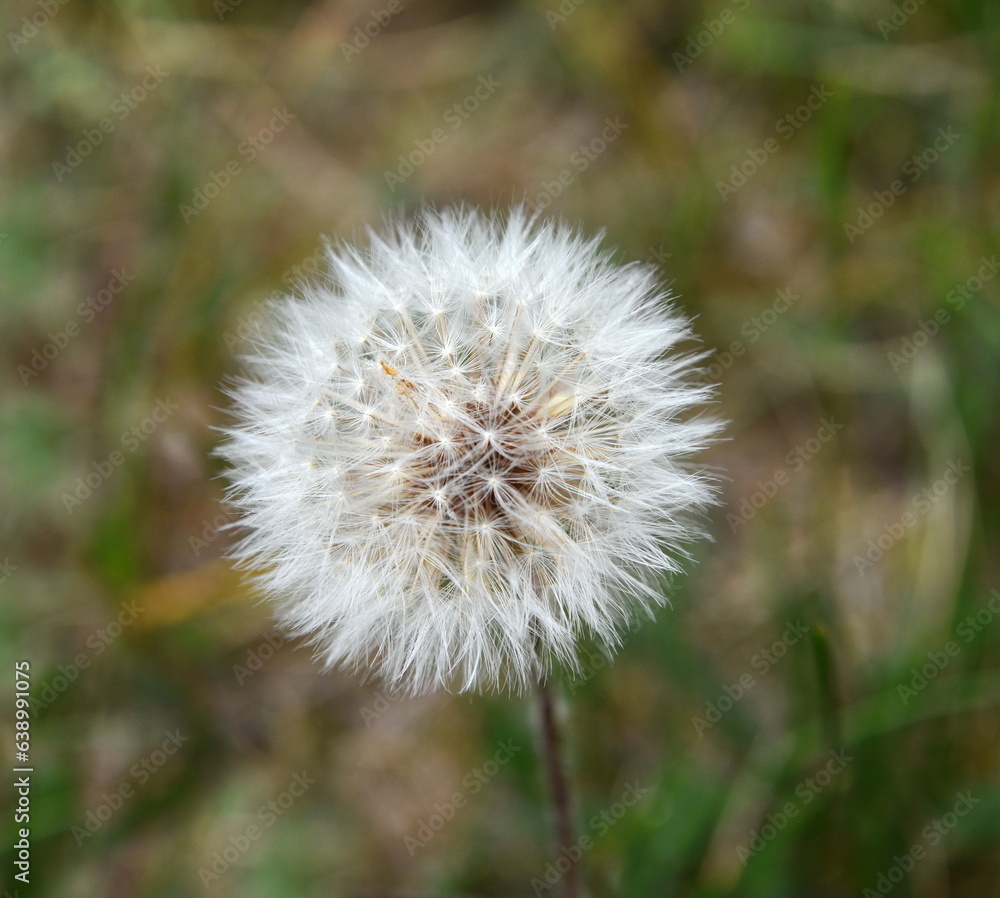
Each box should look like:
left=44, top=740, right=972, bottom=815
left=221, top=207, right=718, bottom=694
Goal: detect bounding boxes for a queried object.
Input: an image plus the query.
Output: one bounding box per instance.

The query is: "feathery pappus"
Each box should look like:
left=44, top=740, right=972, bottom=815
left=219, top=206, right=719, bottom=694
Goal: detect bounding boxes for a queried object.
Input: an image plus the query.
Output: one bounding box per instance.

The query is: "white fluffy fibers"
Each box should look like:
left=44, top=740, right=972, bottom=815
left=219, top=206, right=719, bottom=694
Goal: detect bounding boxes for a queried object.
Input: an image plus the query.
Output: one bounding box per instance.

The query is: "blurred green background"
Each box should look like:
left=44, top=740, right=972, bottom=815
left=2, top=0, right=1000, bottom=895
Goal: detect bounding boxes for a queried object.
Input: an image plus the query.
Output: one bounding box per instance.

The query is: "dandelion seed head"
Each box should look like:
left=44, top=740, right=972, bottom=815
left=220, top=206, right=719, bottom=694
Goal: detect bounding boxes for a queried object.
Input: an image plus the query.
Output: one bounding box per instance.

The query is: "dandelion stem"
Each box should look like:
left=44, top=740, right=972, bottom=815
left=536, top=678, right=580, bottom=898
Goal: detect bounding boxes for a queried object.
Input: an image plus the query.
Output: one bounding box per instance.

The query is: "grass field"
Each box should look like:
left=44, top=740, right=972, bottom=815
left=2, top=0, right=1000, bottom=895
